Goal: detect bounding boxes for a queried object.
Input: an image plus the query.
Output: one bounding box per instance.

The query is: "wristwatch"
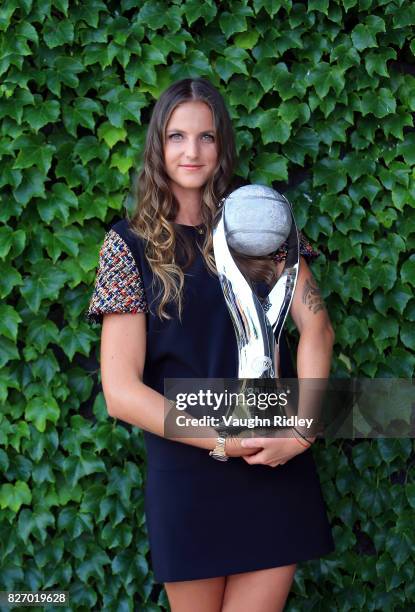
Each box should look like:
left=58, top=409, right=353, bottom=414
left=209, top=432, right=229, bottom=462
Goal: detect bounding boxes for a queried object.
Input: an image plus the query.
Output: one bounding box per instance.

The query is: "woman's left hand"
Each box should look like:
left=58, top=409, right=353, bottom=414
left=240, top=434, right=313, bottom=467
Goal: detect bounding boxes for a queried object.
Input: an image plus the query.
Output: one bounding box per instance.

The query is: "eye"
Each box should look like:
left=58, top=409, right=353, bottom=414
left=202, top=134, right=215, bottom=142
left=168, top=133, right=183, bottom=141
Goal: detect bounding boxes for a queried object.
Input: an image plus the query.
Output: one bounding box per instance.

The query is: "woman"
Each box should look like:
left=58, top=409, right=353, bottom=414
left=86, top=78, right=335, bottom=612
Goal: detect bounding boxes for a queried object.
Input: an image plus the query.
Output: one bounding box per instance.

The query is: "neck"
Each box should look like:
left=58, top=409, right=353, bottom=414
left=171, top=183, right=203, bottom=225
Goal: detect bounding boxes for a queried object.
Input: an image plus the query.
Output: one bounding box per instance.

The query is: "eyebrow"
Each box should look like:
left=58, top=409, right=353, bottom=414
left=165, top=129, right=216, bottom=134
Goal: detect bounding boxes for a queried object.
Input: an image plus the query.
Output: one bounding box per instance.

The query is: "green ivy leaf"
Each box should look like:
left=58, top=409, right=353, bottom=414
left=57, top=506, right=94, bottom=538
left=365, top=258, right=397, bottom=292
left=252, top=59, right=281, bottom=92
left=382, top=111, right=413, bottom=140
left=380, top=348, right=415, bottom=378
left=400, top=321, right=415, bottom=350
left=0, top=261, right=22, bottom=299
left=62, top=453, right=106, bottom=488
left=75, top=545, right=111, bottom=583
left=215, top=47, right=249, bottom=82
left=252, top=0, right=282, bottom=16
left=0, top=337, right=19, bottom=367
left=74, top=136, right=110, bottom=164
left=20, top=263, right=68, bottom=312
left=0, top=225, right=13, bottom=259
left=397, top=132, right=415, bottom=165
left=62, top=97, right=101, bottom=136
left=336, top=204, right=366, bottom=234
left=82, top=43, right=111, bottom=69
left=360, top=87, right=396, bottom=118
left=342, top=266, right=371, bottom=302
left=228, top=77, right=264, bottom=113
left=280, top=100, right=310, bottom=125
left=309, top=62, right=345, bottom=99
left=393, top=3, right=415, bottom=27
left=356, top=475, right=386, bottom=516
left=23, top=100, right=60, bottom=130
left=320, top=194, right=353, bottom=222
left=26, top=317, right=59, bottom=353
left=137, top=1, right=182, bottom=32
left=283, top=127, right=319, bottom=165
left=365, top=48, right=396, bottom=78
left=368, top=313, right=399, bottom=340
left=29, top=349, right=60, bottom=384
left=373, top=283, right=412, bottom=317
left=335, top=315, right=368, bottom=346
left=13, top=134, right=55, bottom=175
left=256, top=108, right=287, bottom=144
left=124, top=58, right=157, bottom=88
left=219, top=6, right=253, bottom=39
left=406, top=483, right=415, bottom=510
left=43, top=224, right=83, bottom=260
left=106, top=90, right=146, bottom=127
left=0, top=305, right=21, bottom=341
left=110, top=150, right=135, bottom=174
left=38, top=183, right=78, bottom=224
left=59, top=325, right=96, bottom=360
left=250, top=152, right=288, bottom=183
left=25, top=396, right=60, bottom=433
left=351, top=23, right=378, bottom=51
left=97, top=122, right=127, bottom=148
left=273, top=62, right=295, bottom=100
left=308, top=0, right=329, bottom=13
left=0, top=481, right=32, bottom=513
left=376, top=552, right=405, bottom=591
left=342, top=151, right=379, bottom=182
left=112, top=548, right=138, bottom=585
left=183, top=0, right=217, bottom=26
left=168, top=49, right=214, bottom=81
left=401, top=255, right=415, bottom=286
left=327, top=232, right=362, bottom=264
left=234, top=29, right=260, bottom=49
left=349, top=176, right=382, bottom=205
left=313, top=158, right=348, bottom=194
left=12, top=167, right=46, bottom=204
left=43, top=19, right=75, bottom=48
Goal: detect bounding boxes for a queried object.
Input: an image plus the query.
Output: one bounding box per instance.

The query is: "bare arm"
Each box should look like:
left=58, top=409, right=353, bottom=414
left=289, top=256, right=335, bottom=440
left=290, top=256, right=335, bottom=376
left=100, top=311, right=255, bottom=457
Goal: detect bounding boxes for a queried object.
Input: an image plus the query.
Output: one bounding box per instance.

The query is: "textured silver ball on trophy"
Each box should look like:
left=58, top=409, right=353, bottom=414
left=213, top=184, right=300, bottom=379
left=224, top=184, right=292, bottom=256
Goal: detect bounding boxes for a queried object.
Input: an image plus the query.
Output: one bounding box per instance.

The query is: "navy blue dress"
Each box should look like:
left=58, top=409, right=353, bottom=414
left=86, top=217, right=335, bottom=583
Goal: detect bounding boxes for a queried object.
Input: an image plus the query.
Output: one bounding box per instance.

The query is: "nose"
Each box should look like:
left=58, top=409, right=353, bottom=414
left=184, top=137, right=199, bottom=160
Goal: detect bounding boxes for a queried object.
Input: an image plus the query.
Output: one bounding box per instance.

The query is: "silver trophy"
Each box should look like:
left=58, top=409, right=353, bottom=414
left=213, top=184, right=300, bottom=379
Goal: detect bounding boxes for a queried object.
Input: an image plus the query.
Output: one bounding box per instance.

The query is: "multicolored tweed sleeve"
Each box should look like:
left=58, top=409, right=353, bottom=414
left=272, top=231, right=319, bottom=263
left=85, top=229, right=148, bottom=325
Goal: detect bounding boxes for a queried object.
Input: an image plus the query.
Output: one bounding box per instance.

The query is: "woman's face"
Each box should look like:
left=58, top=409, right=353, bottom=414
left=163, top=100, right=218, bottom=193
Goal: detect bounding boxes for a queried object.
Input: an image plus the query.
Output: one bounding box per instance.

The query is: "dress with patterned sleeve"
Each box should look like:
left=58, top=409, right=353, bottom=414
left=85, top=218, right=334, bottom=584
left=85, top=228, right=149, bottom=325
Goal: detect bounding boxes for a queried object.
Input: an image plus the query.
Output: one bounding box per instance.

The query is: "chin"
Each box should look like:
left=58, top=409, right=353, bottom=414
left=174, top=177, right=209, bottom=189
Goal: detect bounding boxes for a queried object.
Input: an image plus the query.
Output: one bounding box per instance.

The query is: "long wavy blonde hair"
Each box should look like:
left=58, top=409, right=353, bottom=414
left=127, top=78, right=279, bottom=320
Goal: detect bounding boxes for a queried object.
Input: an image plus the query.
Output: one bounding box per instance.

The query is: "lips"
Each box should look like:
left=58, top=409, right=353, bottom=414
left=180, top=165, right=203, bottom=168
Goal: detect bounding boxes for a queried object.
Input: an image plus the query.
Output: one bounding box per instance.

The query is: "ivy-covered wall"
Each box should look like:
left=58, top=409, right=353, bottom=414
left=0, top=0, right=414, bottom=610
